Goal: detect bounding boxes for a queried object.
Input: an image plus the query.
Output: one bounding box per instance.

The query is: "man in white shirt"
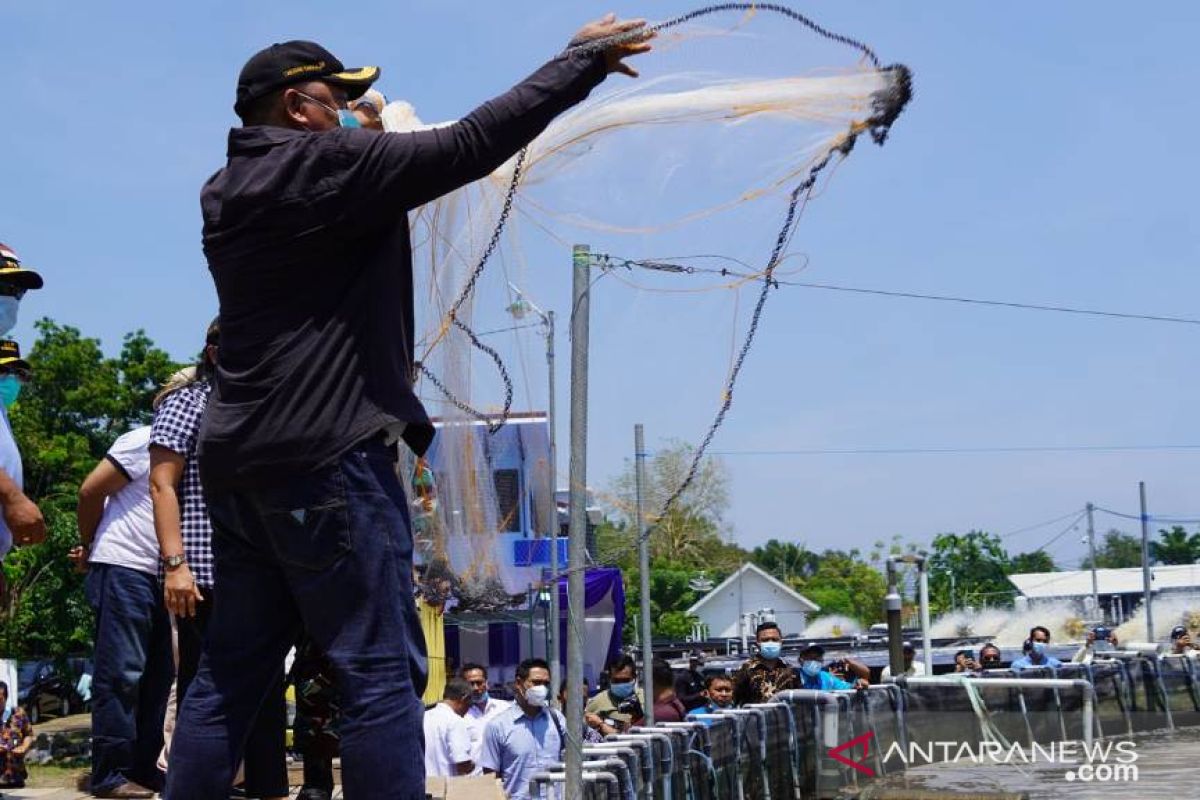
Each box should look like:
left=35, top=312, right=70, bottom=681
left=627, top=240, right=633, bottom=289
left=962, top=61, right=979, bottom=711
left=881, top=641, right=927, bottom=681
left=423, top=678, right=474, bottom=777
left=0, top=244, right=47, bottom=557
left=460, top=663, right=511, bottom=771
left=73, top=426, right=173, bottom=799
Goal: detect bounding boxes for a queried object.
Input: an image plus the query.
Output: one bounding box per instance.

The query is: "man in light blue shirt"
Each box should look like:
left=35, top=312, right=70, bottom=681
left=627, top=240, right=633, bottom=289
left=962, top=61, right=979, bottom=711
left=480, top=657, right=566, bottom=800
left=1010, top=626, right=1063, bottom=670
left=798, top=644, right=869, bottom=691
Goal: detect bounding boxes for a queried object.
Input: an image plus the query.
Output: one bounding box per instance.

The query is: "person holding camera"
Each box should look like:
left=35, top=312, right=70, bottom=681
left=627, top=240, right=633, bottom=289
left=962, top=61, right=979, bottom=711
left=1072, top=626, right=1119, bottom=665
left=584, top=655, right=643, bottom=737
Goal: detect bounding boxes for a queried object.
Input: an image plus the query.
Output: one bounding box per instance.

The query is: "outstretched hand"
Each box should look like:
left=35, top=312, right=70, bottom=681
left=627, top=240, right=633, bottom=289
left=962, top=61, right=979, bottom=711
left=571, top=13, right=655, bottom=78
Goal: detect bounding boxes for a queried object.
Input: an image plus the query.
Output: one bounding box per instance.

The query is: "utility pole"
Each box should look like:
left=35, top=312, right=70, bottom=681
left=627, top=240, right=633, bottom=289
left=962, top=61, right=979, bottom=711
left=1086, top=502, right=1100, bottom=622
left=506, top=283, right=560, bottom=680
left=545, top=309, right=560, bottom=685
left=1139, top=482, right=1154, bottom=643
left=565, top=244, right=591, bottom=800
left=634, top=424, right=653, bottom=726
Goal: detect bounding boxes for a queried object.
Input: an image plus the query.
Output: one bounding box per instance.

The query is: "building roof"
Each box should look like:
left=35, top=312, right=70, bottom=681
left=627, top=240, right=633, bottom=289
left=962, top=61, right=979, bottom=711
left=1009, top=564, right=1200, bottom=599
left=685, top=562, right=821, bottom=616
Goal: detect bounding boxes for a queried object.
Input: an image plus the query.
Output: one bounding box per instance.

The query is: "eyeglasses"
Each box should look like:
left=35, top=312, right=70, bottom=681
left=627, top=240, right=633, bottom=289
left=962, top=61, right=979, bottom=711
left=0, top=284, right=26, bottom=300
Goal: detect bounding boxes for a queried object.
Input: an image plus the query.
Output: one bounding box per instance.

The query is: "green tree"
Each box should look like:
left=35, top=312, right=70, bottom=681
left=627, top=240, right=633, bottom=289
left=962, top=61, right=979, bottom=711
left=751, top=539, right=818, bottom=584
left=608, top=440, right=730, bottom=564
left=1150, top=525, right=1200, bottom=565
left=927, top=531, right=1014, bottom=613
left=1081, top=529, right=1143, bottom=569
left=793, top=550, right=887, bottom=625
left=0, top=319, right=180, bottom=657
left=1010, top=550, right=1057, bottom=574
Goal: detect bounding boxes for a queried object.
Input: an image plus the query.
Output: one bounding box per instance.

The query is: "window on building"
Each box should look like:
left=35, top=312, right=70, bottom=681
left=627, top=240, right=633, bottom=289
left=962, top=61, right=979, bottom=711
left=494, top=469, right=522, bottom=533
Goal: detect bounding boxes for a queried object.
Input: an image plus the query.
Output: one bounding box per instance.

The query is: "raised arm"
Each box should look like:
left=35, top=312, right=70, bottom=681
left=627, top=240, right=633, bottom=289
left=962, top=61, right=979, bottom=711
left=339, top=15, right=653, bottom=221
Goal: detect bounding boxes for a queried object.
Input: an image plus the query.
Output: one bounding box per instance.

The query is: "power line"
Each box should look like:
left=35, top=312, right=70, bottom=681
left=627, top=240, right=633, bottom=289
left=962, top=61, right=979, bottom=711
left=1030, top=511, right=1088, bottom=554
left=1093, top=506, right=1200, bottom=525
left=711, top=444, right=1200, bottom=456
left=777, top=280, right=1200, bottom=326
left=600, top=253, right=1200, bottom=327
left=998, top=509, right=1087, bottom=540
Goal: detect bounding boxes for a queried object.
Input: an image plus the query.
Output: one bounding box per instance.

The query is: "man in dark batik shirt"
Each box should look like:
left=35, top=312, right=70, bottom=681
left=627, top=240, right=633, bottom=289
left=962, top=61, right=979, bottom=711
left=732, top=622, right=801, bottom=705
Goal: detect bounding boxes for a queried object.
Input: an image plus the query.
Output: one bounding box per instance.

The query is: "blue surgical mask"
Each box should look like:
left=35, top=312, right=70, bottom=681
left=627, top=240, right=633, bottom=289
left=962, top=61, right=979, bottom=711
left=0, top=297, right=18, bottom=336
left=801, top=660, right=823, bottom=678
left=759, top=642, right=782, bottom=660
left=0, top=375, right=21, bottom=408
left=1031, top=641, right=1047, bottom=657
left=296, top=91, right=360, bottom=129
left=471, top=690, right=489, bottom=706
left=609, top=680, right=635, bottom=700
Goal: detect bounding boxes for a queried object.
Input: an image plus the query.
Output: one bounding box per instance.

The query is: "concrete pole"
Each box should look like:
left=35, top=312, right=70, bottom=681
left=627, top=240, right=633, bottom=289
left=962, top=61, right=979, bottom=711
left=918, top=559, right=933, bottom=674
left=1139, top=482, right=1155, bottom=643
left=1086, top=502, right=1100, bottom=622
left=634, top=424, right=653, bottom=726
left=565, top=244, right=591, bottom=799
left=546, top=309, right=560, bottom=685
left=884, top=559, right=904, bottom=678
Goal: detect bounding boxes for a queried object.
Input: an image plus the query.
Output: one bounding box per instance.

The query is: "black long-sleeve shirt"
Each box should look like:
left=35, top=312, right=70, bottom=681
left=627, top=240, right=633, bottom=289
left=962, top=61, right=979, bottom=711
left=197, top=49, right=607, bottom=490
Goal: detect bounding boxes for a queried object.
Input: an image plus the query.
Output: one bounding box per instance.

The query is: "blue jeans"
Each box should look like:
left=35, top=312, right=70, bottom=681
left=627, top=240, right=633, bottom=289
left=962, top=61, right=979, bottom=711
left=85, top=563, right=173, bottom=793
left=164, top=441, right=428, bottom=800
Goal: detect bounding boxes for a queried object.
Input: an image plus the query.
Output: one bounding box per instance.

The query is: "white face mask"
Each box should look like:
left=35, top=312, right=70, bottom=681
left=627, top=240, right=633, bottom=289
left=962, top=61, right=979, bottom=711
left=0, top=297, right=19, bottom=336
left=524, top=685, right=550, bottom=707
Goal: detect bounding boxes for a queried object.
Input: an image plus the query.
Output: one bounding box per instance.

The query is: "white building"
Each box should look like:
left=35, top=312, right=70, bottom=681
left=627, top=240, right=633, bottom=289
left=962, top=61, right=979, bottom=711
left=1009, top=564, right=1200, bottom=623
left=686, top=562, right=820, bottom=641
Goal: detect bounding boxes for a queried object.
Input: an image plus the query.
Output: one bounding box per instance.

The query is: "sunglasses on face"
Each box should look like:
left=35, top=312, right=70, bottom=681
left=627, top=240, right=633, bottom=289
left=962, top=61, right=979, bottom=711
left=0, top=284, right=26, bottom=300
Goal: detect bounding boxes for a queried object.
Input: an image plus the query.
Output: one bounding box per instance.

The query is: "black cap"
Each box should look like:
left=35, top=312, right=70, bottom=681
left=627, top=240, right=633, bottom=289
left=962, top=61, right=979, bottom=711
left=1171, top=625, right=1189, bottom=640
left=235, top=40, right=380, bottom=117
left=800, top=642, right=825, bottom=658
left=902, top=641, right=916, bottom=653
left=1092, top=626, right=1111, bottom=641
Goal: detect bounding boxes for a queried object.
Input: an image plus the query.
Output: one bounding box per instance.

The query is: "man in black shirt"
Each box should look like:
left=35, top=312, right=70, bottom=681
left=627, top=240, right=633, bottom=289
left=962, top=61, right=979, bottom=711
left=167, top=18, right=651, bottom=800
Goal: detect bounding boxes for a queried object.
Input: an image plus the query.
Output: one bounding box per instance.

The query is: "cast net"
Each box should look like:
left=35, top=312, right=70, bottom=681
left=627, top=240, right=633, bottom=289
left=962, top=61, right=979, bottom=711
left=389, top=4, right=913, bottom=603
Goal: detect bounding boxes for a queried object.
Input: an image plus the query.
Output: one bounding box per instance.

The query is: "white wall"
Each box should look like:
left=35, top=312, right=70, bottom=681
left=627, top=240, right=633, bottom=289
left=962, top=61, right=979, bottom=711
left=694, top=570, right=809, bottom=639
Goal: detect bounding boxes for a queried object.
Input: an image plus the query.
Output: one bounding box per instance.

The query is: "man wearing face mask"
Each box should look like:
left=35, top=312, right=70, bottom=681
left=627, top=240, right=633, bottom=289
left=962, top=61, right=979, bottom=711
left=460, top=663, right=510, bottom=773
left=732, top=622, right=802, bottom=705
left=686, top=674, right=735, bottom=724
left=584, top=655, right=642, bottom=736
left=479, top=658, right=566, bottom=800
left=793, top=643, right=869, bottom=691
left=0, top=340, right=41, bottom=553
left=183, top=18, right=652, bottom=800
left=0, top=247, right=46, bottom=558
left=1010, top=626, right=1063, bottom=670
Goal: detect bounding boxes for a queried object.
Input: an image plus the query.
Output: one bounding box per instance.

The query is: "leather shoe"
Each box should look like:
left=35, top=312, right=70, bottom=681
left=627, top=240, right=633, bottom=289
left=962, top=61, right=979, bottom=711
left=296, top=788, right=332, bottom=800
left=94, top=780, right=155, bottom=799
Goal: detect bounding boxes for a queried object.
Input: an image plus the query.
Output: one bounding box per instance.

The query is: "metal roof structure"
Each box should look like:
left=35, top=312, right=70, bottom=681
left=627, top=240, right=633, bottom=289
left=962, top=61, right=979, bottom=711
left=1009, top=564, right=1200, bottom=599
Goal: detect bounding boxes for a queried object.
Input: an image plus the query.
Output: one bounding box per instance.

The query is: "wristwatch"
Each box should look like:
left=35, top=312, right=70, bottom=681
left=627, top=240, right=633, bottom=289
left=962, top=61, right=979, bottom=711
left=162, top=554, right=187, bottom=570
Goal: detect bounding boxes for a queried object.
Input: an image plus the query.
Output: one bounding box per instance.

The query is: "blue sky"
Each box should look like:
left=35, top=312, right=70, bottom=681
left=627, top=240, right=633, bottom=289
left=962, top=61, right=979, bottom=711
left=3, top=2, right=1198, bottom=566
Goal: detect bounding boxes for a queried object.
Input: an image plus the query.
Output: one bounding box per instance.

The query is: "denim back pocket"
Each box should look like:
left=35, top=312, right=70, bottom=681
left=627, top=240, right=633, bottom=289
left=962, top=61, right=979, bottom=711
left=258, top=463, right=352, bottom=571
